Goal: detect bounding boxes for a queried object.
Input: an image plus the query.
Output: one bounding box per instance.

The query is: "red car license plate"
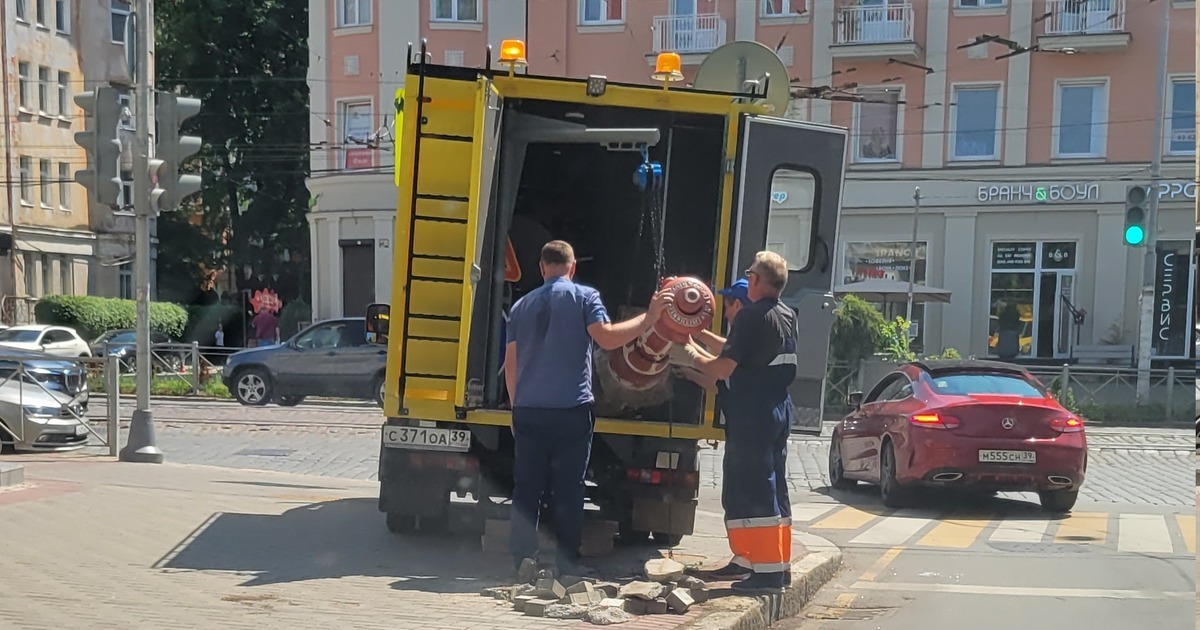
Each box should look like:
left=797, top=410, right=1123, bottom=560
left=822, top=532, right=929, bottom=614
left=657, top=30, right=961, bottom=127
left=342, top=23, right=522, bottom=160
left=978, top=450, right=1036, bottom=464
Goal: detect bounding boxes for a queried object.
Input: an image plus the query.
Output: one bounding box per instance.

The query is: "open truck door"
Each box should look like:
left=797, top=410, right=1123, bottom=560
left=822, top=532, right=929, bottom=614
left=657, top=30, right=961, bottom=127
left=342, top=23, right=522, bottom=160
left=731, top=115, right=847, bottom=434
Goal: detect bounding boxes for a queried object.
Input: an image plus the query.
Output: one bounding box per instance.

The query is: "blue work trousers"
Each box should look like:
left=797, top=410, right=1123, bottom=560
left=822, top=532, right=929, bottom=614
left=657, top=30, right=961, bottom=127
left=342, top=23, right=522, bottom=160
left=510, top=404, right=594, bottom=568
left=721, top=400, right=792, bottom=572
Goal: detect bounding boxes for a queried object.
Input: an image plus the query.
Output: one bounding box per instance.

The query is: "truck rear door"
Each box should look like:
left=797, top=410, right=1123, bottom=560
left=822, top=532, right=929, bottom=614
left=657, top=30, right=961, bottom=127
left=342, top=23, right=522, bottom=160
left=386, top=73, right=501, bottom=419
left=730, top=115, right=847, bottom=434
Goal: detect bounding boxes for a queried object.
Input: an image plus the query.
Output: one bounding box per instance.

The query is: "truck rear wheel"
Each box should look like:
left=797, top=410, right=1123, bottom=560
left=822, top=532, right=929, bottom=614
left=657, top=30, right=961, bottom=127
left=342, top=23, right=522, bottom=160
left=386, top=512, right=416, bottom=534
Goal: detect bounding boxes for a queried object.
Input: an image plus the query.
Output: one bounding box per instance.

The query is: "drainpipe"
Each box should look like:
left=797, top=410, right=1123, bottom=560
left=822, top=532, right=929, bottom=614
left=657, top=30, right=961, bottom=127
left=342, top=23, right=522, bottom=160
left=0, top=0, right=19, bottom=309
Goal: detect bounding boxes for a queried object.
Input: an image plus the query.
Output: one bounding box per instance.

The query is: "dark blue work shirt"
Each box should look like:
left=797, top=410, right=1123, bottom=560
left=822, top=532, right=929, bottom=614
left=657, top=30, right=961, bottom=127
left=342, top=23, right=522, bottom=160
left=507, top=276, right=610, bottom=409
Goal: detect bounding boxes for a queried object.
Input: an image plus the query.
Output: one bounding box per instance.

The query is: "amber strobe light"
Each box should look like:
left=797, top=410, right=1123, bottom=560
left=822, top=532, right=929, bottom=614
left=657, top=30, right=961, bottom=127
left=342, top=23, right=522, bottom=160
left=652, top=52, right=684, bottom=86
left=499, top=39, right=527, bottom=75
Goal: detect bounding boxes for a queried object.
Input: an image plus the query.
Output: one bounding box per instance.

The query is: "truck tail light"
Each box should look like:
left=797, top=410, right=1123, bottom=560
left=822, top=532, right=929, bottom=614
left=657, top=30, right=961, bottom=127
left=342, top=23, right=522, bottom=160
left=626, top=468, right=698, bottom=488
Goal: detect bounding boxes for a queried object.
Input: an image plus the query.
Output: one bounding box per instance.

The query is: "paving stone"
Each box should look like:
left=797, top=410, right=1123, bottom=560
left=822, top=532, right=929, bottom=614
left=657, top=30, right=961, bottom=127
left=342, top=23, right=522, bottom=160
left=512, top=595, right=537, bottom=611
left=533, top=578, right=565, bottom=600
left=666, top=588, right=694, bottom=613
left=523, top=598, right=559, bottom=617
left=645, top=598, right=669, bottom=615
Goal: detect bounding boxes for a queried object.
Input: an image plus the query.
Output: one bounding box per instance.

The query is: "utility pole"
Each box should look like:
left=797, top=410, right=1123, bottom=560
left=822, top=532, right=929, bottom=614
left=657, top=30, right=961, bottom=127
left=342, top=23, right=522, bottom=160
left=905, top=187, right=920, bottom=337
left=120, top=0, right=162, bottom=463
left=1135, top=0, right=1170, bottom=403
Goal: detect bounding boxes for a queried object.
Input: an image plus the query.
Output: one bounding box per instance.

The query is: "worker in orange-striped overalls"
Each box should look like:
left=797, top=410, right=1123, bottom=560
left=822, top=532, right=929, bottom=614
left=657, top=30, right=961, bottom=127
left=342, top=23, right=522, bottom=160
left=669, top=251, right=796, bottom=593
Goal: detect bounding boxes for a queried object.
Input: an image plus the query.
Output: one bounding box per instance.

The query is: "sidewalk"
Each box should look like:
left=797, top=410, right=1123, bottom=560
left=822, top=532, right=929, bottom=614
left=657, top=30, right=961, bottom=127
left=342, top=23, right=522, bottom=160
left=0, top=456, right=839, bottom=630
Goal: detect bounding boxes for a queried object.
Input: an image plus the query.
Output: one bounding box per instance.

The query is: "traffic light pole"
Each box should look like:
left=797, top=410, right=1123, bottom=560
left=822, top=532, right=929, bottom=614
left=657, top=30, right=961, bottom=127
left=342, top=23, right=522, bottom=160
left=120, top=0, right=162, bottom=463
left=1134, top=0, right=1170, bottom=404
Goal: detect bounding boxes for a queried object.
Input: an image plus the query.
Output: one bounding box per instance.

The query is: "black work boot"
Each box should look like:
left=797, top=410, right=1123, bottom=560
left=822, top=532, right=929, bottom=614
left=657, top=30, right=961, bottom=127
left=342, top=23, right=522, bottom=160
left=703, top=562, right=752, bottom=579
left=731, top=571, right=786, bottom=594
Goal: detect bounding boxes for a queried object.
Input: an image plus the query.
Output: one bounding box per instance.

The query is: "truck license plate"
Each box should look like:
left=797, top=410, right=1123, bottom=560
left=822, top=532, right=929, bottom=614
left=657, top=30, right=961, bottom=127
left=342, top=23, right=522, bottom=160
left=383, top=426, right=471, bottom=452
left=978, top=449, right=1035, bottom=464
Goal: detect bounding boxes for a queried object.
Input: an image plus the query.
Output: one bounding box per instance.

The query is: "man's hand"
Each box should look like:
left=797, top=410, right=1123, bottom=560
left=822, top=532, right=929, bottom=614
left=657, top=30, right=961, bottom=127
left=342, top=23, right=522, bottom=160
left=667, top=342, right=701, bottom=368
left=647, top=289, right=674, bottom=326
left=673, top=365, right=717, bottom=390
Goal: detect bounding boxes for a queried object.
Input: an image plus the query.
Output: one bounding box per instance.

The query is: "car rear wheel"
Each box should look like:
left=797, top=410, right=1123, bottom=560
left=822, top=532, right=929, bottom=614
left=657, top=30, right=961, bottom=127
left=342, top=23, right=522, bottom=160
left=879, top=442, right=911, bottom=508
left=373, top=373, right=386, bottom=407
left=1038, top=489, right=1078, bottom=513
left=828, top=440, right=856, bottom=490
left=233, top=368, right=272, bottom=406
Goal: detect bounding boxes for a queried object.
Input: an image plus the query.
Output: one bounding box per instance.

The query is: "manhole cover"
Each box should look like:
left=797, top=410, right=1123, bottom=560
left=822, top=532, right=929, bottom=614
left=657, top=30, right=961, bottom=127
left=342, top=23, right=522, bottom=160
left=236, top=448, right=296, bottom=457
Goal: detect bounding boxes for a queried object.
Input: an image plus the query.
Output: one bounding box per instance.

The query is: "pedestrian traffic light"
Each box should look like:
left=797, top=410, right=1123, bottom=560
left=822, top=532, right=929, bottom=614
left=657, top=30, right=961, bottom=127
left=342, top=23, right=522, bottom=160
left=72, top=86, right=123, bottom=207
left=1123, top=185, right=1149, bottom=247
left=152, top=93, right=203, bottom=212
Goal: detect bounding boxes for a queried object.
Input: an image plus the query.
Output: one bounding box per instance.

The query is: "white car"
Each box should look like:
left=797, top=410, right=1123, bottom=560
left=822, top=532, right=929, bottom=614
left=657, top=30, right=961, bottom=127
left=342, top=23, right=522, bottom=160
left=0, top=325, right=91, bottom=357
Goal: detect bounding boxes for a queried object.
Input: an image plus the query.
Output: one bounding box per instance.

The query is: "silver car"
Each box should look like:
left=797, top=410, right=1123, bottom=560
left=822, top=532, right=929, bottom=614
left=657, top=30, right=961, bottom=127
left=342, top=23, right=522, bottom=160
left=0, top=374, right=87, bottom=452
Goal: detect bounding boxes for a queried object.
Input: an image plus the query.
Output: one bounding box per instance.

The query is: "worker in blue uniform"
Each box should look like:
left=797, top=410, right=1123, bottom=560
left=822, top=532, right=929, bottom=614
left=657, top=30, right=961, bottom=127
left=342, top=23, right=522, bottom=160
left=669, top=251, right=797, bottom=593
left=505, top=239, right=671, bottom=577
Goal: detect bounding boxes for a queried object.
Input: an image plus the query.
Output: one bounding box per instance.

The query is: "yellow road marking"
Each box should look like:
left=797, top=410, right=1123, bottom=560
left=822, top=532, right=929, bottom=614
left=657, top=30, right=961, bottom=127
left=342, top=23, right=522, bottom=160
left=858, top=547, right=904, bottom=582
left=1053, top=512, right=1108, bottom=544
left=915, top=517, right=990, bottom=549
left=1176, top=514, right=1195, bottom=553
left=810, top=506, right=879, bottom=530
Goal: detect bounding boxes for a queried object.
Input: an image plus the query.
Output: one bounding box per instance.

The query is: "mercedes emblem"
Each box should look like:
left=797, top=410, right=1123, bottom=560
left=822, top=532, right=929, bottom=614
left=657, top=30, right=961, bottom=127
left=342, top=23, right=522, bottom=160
left=1001, top=417, right=1015, bottom=430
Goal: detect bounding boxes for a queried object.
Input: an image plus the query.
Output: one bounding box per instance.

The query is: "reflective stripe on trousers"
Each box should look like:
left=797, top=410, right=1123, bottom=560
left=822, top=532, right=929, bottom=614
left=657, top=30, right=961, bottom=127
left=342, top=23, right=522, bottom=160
left=726, top=516, right=792, bottom=574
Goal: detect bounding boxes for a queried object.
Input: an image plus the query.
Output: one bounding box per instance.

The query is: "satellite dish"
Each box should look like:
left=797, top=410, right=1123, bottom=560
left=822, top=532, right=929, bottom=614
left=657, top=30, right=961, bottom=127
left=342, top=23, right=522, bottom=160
left=693, top=41, right=790, bottom=115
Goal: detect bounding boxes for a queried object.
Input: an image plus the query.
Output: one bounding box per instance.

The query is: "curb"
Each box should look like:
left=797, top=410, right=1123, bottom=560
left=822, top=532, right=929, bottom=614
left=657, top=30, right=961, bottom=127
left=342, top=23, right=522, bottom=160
left=0, top=462, right=25, bottom=488
left=690, top=530, right=842, bottom=630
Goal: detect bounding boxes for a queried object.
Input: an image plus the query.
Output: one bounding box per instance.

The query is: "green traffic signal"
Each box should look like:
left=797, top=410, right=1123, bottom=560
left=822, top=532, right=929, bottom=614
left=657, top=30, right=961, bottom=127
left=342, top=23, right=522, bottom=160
left=1123, top=225, right=1145, bottom=246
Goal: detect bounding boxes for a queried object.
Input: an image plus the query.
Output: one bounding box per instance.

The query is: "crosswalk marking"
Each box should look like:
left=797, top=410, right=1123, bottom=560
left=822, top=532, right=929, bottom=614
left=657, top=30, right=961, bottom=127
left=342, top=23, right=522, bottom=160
left=1175, top=514, right=1195, bottom=553
left=790, top=503, right=840, bottom=523
left=1116, top=514, right=1174, bottom=554
left=811, top=505, right=879, bottom=530
left=1054, top=512, right=1108, bottom=544
left=850, top=511, right=934, bottom=546
left=916, top=517, right=990, bottom=549
left=988, top=518, right=1051, bottom=543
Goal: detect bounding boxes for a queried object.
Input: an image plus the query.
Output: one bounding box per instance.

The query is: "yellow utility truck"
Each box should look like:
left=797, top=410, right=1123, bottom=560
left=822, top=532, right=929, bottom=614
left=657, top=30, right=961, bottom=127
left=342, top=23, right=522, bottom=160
left=365, top=40, right=848, bottom=545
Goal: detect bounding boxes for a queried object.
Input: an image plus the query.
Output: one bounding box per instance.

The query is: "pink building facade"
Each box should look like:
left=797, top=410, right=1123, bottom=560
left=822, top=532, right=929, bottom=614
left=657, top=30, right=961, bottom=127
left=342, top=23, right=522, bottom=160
left=307, top=0, right=1196, bottom=361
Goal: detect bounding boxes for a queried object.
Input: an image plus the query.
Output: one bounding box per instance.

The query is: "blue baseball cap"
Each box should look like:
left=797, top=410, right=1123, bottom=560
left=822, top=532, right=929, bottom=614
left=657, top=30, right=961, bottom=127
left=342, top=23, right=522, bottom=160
left=716, top=278, right=751, bottom=305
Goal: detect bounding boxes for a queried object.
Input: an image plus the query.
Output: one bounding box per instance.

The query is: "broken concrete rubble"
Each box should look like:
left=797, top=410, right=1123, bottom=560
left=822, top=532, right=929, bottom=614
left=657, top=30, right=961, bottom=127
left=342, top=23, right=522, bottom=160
left=617, top=581, right=665, bottom=600
left=584, top=607, right=635, bottom=625
left=544, top=603, right=591, bottom=619
left=644, top=558, right=685, bottom=583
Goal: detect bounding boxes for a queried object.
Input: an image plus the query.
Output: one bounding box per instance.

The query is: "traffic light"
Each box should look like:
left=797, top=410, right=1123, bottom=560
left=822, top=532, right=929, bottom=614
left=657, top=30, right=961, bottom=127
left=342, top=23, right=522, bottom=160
left=152, top=93, right=203, bottom=212
left=73, top=86, right=123, bottom=206
left=1123, top=185, right=1149, bottom=247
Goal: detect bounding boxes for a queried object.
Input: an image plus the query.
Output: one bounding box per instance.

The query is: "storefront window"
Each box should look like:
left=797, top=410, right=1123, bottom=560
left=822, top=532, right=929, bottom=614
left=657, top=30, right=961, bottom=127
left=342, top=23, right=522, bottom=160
left=988, top=241, right=1078, bottom=359
left=842, top=241, right=928, bottom=351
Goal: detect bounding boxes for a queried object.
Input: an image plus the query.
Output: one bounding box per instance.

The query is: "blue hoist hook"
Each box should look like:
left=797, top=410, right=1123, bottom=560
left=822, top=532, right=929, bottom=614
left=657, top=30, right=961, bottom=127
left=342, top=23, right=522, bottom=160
left=633, top=144, right=663, bottom=193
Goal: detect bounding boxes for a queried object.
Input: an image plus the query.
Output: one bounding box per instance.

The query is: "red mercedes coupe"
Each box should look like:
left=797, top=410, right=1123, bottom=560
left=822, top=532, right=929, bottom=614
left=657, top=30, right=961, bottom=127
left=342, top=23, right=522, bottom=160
left=829, top=360, right=1086, bottom=513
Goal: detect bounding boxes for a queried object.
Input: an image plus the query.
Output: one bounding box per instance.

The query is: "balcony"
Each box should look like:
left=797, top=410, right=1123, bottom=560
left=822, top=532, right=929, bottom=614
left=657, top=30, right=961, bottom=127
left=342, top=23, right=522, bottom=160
left=650, top=13, right=727, bottom=63
left=1038, top=0, right=1130, bottom=53
left=831, top=3, right=920, bottom=60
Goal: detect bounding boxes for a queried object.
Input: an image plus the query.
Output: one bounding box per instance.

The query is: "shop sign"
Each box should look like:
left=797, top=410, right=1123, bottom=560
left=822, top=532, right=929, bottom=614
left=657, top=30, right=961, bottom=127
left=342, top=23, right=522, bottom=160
left=991, top=242, right=1035, bottom=269
left=976, top=183, right=1099, bottom=204
left=1151, top=240, right=1193, bottom=358
left=1152, top=180, right=1197, bottom=202
left=343, top=102, right=375, bottom=170
left=771, top=190, right=788, bottom=204
left=842, top=241, right=927, bottom=283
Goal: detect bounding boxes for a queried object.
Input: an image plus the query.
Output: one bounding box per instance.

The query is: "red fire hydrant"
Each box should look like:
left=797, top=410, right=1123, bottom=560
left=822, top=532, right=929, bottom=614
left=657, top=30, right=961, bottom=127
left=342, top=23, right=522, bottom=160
left=607, top=276, right=715, bottom=390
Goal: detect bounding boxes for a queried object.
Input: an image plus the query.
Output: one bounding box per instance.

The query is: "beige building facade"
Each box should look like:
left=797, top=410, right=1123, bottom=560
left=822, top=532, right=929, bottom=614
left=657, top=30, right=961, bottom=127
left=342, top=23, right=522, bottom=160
left=306, top=0, right=1195, bottom=361
left=2, top=0, right=139, bottom=322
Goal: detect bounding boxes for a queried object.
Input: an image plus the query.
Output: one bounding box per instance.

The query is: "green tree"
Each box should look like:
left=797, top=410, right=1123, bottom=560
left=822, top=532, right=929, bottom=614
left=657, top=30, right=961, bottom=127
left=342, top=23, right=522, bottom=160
left=829, top=295, right=886, bottom=365
left=154, top=0, right=311, bottom=303
left=880, top=316, right=916, bottom=362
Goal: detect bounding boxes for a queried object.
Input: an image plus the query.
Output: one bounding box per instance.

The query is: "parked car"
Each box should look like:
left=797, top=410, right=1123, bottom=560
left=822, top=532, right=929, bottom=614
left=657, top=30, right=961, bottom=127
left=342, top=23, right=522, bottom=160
left=830, top=359, right=1087, bottom=513
left=0, top=325, right=91, bottom=357
left=90, top=329, right=185, bottom=373
left=0, top=349, right=90, bottom=407
left=222, top=318, right=386, bottom=407
left=0, top=359, right=88, bottom=452
left=1194, top=377, right=1198, bottom=449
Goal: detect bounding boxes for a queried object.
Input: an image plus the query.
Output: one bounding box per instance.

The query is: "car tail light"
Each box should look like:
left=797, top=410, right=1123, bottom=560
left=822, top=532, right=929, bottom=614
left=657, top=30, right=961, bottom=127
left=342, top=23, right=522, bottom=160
left=1050, top=415, right=1084, bottom=433
left=909, top=413, right=960, bottom=430
left=626, top=468, right=698, bottom=487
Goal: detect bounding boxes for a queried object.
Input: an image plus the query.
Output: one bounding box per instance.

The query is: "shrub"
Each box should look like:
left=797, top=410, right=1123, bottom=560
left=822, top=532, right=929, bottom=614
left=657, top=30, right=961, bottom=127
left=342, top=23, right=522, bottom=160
left=35, top=295, right=187, bottom=340
left=879, top=317, right=916, bottom=362
left=829, top=295, right=886, bottom=365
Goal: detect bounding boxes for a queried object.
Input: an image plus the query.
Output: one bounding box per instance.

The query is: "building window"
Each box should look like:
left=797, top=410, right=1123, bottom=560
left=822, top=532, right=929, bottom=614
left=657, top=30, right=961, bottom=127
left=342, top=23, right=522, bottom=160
left=951, top=85, right=1000, bottom=160
left=59, top=257, right=73, bottom=295
left=988, top=242, right=1078, bottom=359
left=853, top=87, right=900, bottom=163
left=57, top=71, right=69, bottom=116
left=118, top=263, right=134, bottom=299
left=1168, top=77, right=1195, bottom=156
left=842, top=241, right=929, bottom=351
left=580, top=0, right=622, bottom=24
left=40, top=254, right=52, bottom=296
left=120, top=177, right=133, bottom=210
left=37, top=66, right=50, bottom=113
left=58, top=163, right=71, bottom=209
left=1054, top=81, right=1107, bottom=158
left=35, top=0, right=45, bottom=25
left=55, top=0, right=68, bottom=32
left=111, top=0, right=130, bottom=43
left=337, top=0, right=371, bottom=27
left=433, top=0, right=479, bottom=22
left=39, top=159, right=52, bottom=206
left=19, top=157, right=33, bottom=204
left=956, top=0, right=1003, bottom=6
left=23, top=253, right=35, bottom=297
left=339, top=101, right=374, bottom=170
left=16, top=0, right=27, bottom=21
left=17, top=62, right=30, bottom=110
left=762, top=0, right=803, bottom=16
